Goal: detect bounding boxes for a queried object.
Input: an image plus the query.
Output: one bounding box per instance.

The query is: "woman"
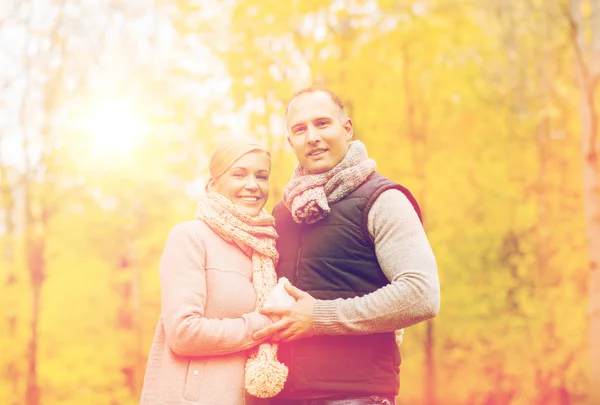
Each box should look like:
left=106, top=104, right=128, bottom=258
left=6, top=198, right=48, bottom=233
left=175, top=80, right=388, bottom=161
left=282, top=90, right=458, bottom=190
left=140, top=138, right=287, bottom=405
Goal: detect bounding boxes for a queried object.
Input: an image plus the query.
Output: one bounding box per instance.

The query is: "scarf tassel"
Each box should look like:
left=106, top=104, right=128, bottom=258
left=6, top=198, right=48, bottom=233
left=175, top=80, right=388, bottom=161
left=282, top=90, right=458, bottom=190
left=245, top=344, right=288, bottom=398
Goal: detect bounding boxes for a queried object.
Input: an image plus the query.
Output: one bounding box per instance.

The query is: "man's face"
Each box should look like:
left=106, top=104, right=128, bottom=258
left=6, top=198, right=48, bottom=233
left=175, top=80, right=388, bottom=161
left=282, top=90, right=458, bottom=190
left=286, top=91, right=353, bottom=174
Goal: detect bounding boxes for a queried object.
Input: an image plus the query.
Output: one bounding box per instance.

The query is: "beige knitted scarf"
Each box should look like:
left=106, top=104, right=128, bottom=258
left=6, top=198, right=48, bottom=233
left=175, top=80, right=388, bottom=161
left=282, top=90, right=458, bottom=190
left=283, top=140, right=376, bottom=224
left=195, top=192, right=288, bottom=398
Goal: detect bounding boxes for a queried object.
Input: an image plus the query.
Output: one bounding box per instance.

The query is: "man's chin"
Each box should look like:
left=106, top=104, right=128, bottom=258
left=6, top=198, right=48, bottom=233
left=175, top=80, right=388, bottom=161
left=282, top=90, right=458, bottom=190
left=306, top=162, right=333, bottom=175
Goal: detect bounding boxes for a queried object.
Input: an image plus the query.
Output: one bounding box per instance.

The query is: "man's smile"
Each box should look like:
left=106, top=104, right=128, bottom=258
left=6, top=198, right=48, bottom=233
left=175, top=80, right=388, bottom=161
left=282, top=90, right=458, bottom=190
left=307, top=148, right=328, bottom=157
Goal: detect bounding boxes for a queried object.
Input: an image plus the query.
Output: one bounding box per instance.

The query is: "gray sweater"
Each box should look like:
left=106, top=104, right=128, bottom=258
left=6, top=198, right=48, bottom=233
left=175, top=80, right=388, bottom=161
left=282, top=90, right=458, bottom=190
left=313, top=188, right=440, bottom=334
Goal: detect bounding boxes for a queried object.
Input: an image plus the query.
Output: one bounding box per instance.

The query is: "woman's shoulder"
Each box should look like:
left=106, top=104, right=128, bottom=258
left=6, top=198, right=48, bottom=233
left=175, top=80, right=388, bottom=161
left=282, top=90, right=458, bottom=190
left=166, top=220, right=218, bottom=244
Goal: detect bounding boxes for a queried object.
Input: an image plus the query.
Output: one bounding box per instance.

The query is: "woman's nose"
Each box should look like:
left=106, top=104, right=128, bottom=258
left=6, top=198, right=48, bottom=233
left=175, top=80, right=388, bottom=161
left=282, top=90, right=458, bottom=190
left=244, top=177, right=258, bottom=190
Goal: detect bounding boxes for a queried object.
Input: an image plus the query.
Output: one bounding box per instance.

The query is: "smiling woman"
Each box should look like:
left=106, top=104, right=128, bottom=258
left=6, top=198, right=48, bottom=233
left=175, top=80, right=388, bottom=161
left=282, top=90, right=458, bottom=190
left=139, top=138, right=288, bottom=405
left=82, top=100, right=147, bottom=158
left=208, top=151, right=271, bottom=217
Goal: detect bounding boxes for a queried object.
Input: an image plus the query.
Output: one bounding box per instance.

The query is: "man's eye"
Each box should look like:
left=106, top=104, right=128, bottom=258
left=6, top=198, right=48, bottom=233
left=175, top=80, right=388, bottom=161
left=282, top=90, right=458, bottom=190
left=257, top=175, right=269, bottom=180
left=316, top=121, right=328, bottom=128
left=293, top=127, right=306, bottom=135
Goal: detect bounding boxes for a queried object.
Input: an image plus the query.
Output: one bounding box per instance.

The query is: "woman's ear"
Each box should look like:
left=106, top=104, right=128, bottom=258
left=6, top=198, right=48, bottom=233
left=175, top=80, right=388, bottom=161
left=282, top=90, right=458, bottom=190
left=206, top=178, right=216, bottom=193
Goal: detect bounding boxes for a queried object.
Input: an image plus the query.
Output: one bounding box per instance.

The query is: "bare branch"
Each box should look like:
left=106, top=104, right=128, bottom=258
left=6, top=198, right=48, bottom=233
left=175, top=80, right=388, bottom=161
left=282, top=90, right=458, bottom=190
left=564, top=0, right=590, bottom=88
left=591, top=0, right=600, bottom=77
left=565, top=0, right=599, bottom=163
left=0, top=72, right=25, bottom=93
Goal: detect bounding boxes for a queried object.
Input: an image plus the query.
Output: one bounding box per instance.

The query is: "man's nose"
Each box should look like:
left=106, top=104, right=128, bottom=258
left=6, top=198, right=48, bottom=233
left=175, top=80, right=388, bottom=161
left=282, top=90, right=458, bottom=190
left=306, top=125, right=320, bottom=144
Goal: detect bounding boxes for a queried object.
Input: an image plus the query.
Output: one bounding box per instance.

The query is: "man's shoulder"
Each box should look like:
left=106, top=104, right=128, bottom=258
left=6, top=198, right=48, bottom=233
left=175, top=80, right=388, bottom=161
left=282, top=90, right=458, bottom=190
left=355, top=172, right=397, bottom=192
left=350, top=172, right=401, bottom=202
left=272, top=200, right=288, bottom=215
left=272, top=201, right=292, bottom=223
left=361, top=172, right=423, bottom=223
left=368, top=171, right=404, bottom=188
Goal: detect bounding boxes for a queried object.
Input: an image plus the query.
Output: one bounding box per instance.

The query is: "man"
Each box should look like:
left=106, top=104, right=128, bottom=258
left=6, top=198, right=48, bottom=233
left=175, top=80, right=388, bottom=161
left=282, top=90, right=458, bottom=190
left=254, top=87, right=440, bottom=405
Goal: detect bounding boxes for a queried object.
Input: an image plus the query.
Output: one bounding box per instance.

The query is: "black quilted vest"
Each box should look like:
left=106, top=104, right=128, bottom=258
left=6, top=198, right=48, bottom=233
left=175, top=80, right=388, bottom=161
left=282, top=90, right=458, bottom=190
left=272, top=172, right=422, bottom=399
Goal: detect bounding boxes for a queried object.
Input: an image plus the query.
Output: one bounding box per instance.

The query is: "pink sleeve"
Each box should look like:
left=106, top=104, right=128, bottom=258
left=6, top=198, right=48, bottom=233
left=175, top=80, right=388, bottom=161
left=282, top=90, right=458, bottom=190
left=159, top=221, right=271, bottom=356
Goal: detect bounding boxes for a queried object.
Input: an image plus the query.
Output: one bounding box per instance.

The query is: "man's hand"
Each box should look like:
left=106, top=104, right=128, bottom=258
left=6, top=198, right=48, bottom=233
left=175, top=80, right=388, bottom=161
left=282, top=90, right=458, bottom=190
left=253, top=283, right=316, bottom=342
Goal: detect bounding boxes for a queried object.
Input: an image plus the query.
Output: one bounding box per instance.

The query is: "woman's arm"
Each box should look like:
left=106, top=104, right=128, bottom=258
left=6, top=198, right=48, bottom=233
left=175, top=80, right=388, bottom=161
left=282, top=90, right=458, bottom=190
left=159, top=221, right=271, bottom=356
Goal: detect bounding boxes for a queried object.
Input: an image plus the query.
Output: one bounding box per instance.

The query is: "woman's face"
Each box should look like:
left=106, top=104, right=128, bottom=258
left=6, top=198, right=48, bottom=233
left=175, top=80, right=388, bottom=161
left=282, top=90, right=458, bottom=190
left=210, top=150, right=270, bottom=217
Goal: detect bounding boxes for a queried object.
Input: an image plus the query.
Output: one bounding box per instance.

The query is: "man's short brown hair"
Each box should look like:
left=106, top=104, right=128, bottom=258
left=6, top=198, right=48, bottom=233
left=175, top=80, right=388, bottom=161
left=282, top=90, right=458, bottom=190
left=284, top=86, right=348, bottom=121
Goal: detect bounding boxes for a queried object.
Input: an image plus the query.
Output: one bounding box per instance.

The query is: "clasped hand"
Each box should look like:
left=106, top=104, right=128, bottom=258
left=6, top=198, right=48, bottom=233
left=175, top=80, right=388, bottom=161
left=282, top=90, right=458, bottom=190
left=253, top=283, right=316, bottom=342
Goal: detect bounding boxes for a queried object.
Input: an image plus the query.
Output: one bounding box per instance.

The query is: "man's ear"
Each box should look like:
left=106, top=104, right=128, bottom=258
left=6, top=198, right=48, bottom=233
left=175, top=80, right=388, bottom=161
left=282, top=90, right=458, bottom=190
left=286, top=135, right=293, bottom=149
left=344, top=118, right=354, bottom=140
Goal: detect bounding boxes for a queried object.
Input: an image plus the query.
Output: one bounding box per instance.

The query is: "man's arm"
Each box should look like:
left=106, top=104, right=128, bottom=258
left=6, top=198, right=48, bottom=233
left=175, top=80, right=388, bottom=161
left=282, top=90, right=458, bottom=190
left=313, top=188, right=440, bottom=335
left=256, top=189, right=440, bottom=341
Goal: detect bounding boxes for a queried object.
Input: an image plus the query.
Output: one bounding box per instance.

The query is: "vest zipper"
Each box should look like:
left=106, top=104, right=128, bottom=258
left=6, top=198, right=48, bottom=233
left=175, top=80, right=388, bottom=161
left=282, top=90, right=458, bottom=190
left=289, top=227, right=303, bottom=393
left=295, top=229, right=303, bottom=286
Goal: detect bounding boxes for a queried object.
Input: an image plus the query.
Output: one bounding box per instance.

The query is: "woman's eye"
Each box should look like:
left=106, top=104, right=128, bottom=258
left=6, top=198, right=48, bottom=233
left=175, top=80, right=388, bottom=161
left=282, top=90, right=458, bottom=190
left=232, top=172, right=245, bottom=177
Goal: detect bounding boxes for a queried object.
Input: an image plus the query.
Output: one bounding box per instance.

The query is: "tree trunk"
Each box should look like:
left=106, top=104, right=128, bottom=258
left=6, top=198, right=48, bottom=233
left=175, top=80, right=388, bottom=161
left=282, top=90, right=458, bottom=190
left=424, top=321, right=435, bottom=405
left=0, top=133, right=18, bottom=404
left=587, top=3, right=600, bottom=402
left=25, top=208, right=45, bottom=405
left=130, top=242, right=143, bottom=396
left=25, top=273, right=42, bottom=405
left=583, top=102, right=600, bottom=405
left=0, top=161, right=15, bottom=262
left=567, top=0, right=600, bottom=402
left=402, top=42, right=436, bottom=405
left=21, top=63, right=46, bottom=405
left=582, top=98, right=600, bottom=404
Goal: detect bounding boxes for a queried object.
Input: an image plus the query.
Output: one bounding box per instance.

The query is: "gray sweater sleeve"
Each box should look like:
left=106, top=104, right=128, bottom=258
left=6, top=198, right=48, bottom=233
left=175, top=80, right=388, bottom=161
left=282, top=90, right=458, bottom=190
left=312, top=189, right=440, bottom=335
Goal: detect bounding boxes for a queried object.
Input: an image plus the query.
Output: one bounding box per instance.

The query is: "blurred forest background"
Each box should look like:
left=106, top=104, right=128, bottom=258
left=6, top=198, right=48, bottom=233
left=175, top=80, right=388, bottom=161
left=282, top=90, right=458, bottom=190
left=1, top=0, right=599, bottom=404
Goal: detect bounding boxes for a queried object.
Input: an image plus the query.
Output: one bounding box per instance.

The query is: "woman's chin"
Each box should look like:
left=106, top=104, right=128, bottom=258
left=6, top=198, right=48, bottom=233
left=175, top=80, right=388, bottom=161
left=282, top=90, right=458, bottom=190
left=236, top=204, right=264, bottom=217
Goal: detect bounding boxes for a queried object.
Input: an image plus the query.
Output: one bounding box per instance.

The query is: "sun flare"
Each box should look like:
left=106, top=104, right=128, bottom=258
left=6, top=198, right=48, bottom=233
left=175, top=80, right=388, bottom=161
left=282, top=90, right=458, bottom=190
left=84, top=100, right=146, bottom=157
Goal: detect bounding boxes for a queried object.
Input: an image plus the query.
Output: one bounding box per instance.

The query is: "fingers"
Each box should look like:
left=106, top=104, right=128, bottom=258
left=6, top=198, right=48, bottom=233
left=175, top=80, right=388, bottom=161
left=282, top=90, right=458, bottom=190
left=272, top=328, right=297, bottom=342
left=284, top=283, right=308, bottom=299
left=253, top=319, right=289, bottom=340
left=252, top=327, right=271, bottom=341
left=271, top=324, right=304, bottom=342
left=253, top=315, right=304, bottom=342
left=279, top=332, right=307, bottom=343
left=274, top=326, right=314, bottom=343
left=259, top=306, right=289, bottom=317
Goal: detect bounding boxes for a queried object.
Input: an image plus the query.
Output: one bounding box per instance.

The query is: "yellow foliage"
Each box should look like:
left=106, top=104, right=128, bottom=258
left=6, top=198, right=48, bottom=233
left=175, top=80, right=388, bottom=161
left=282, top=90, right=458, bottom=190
left=0, top=1, right=595, bottom=404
